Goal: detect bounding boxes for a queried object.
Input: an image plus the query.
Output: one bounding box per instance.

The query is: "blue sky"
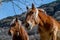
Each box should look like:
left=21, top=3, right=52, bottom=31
left=0, top=0, right=55, bottom=20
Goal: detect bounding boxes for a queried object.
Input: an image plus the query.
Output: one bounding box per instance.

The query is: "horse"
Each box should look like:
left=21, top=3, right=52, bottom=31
left=8, top=18, right=29, bottom=40
left=25, top=3, right=60, bottom=40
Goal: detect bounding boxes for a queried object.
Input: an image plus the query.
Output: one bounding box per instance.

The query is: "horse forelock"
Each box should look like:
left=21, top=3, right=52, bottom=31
left=18, top=20, right=22, bottom=26
left=10, top=18, right=22, bottom=25
left=34, top=8, right=38, bottom=18
left=26, top=8, right=38, bottom=16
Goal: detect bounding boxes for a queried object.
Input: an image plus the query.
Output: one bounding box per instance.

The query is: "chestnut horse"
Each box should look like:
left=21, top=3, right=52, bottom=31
left=25, top=3, right=60, bottom=40
left=8, top=18, right=29, bottom=40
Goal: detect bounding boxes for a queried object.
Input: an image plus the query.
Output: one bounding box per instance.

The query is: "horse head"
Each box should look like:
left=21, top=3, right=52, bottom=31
left=8, top=18, right=21, bottom=36
left=25, top=3, right=39, bottom=30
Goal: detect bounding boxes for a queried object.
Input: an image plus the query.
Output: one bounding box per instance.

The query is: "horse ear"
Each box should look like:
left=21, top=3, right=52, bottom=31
left=32, top=3, right=35, bottom=9
left=26, top=6, right=29, bottom=10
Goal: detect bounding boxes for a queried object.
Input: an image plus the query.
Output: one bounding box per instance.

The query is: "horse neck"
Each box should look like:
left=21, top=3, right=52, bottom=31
left=18, top=25, right=29, bottom=40
left=38, top=10, right=48, bottom=23
left=19, top=25, right=26, bottom=35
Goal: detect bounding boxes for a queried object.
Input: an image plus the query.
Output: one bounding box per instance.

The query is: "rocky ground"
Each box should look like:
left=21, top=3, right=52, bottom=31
left=0, top=27, right=12, bottom=40
left=0, top=26, right=60, bottom=40
left=0, top=1, right=60, bottom=40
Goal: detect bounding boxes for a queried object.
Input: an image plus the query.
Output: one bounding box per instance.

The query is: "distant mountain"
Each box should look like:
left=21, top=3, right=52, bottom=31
left=0, top=1, right=60, bottom=27
left=0, top=12, right=26, bottom=27
left=39, top=1, right=60, bottom=16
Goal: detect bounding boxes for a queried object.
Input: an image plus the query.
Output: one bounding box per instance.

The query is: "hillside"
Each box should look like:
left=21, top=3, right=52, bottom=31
left=0, top=1, right=60, bottom=40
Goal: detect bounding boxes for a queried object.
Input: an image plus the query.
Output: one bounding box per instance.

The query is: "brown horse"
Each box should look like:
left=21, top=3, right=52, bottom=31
left=25, top=3, right=60, bottom=40
left=8, top=18, right=29, bottom=40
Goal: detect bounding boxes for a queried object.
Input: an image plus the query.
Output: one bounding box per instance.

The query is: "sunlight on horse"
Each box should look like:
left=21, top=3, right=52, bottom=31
left=8, top=18, right=29, bottom=40
left=25, top=3, right=60, bottom=40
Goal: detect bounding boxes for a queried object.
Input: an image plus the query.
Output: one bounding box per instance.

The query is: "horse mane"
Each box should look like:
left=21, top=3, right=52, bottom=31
left=38, top=8, right=46, bottom=14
